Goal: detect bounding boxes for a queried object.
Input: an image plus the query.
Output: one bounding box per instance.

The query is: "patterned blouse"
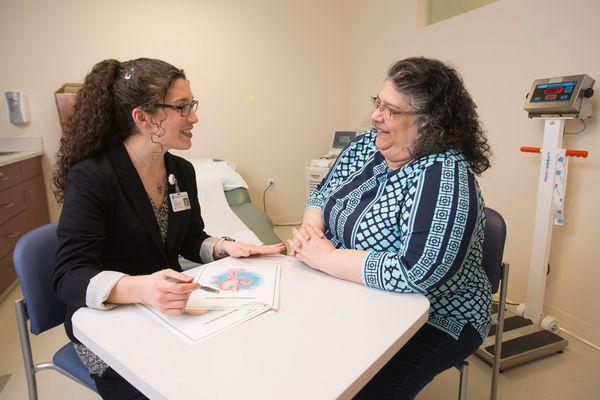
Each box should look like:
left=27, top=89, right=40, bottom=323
left=307, top=129, right=491, bottom=340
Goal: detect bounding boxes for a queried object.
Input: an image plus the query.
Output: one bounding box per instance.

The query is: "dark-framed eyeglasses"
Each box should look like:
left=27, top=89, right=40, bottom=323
left=154, top=100, right=199, bottom=117
left=371, top=96, right=421, bottom=119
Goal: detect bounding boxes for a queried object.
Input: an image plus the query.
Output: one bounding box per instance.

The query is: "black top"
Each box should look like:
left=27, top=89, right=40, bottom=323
left=53, top=144, right=209, bottom=343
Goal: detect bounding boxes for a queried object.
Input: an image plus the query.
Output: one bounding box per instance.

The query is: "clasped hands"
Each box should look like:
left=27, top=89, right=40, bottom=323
left=288, top=224, right=336, bottom=270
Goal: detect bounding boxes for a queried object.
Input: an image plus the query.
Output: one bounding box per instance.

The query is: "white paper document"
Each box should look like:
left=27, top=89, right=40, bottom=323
left=187, top=263, right=280, bottom=310
left=135, top=260, right=281, bottom=345
left=137, top=304, right=270, bottom=345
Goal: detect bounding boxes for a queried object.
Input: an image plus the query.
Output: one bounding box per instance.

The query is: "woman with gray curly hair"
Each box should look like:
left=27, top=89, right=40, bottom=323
left=290, top=57, right=492, bottom=399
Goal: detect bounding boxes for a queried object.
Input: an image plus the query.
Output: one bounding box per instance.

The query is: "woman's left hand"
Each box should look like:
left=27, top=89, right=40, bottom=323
left=288, top=224, right=336, bottom=270
left=222, top=241, right=286, bottom=258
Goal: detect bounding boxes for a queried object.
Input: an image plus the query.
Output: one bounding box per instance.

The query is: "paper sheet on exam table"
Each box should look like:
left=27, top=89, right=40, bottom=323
left=191, top=161, right=261, bottom=245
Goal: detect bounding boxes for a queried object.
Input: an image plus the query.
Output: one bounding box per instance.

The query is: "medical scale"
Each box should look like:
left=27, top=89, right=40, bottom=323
left=476, top=74, right=595, bottom=370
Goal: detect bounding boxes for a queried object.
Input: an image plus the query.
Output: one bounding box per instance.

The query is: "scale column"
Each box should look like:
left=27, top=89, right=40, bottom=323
left=523, top=118, right=564, bottom=324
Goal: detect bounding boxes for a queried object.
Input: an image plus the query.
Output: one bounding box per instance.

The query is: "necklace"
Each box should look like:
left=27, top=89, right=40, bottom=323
left=125, top=143, right=166, bottom=195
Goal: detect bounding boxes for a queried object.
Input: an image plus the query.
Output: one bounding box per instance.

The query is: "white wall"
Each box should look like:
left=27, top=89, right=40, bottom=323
left=348, top=0, right=600, bottom=345
left=0, top=0, right=350, bottom=223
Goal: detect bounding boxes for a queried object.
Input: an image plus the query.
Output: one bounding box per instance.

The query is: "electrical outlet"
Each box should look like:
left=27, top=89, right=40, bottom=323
left=266, top=178, right=275, bottom=187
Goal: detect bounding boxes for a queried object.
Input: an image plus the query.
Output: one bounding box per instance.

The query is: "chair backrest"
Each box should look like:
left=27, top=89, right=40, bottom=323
left=13, top=222, right=66, bottom=335
left=482, top=207, right=507, bottom=294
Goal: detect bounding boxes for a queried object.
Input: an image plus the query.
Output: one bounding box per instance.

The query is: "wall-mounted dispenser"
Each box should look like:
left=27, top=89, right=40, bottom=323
left=4, top=91, right=30, bottom=125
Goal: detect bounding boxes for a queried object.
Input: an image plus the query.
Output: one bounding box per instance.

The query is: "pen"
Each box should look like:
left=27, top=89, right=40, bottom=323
left=163, top=275, right=220, bottom=293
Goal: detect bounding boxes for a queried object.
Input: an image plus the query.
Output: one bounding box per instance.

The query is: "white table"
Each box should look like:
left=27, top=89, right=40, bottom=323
left=73, top=255, right=429, bottom=399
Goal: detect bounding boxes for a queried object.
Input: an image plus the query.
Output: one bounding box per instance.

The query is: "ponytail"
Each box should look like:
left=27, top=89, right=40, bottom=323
left=53, top=59, right=121, bottom=202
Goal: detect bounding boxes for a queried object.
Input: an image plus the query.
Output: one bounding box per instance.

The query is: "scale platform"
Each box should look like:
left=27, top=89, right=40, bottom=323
left=475, top=304, right=568, bottom=370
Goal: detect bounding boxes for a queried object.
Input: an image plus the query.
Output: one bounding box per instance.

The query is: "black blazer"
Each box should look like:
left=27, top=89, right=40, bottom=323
left=53, top=144, right=209, bottom=343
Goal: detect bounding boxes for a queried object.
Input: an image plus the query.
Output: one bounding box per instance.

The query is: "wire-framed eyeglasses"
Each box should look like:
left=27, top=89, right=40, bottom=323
left=371, top=96, right=421, bottom=119
left=154, top=100, right=199, bottom=117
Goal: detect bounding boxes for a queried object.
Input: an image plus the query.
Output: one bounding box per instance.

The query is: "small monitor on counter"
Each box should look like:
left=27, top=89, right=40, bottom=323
left=329, top=131, right=356, bottom=156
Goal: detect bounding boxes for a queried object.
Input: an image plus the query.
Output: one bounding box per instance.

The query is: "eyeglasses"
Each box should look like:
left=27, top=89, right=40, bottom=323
left=371, top=96, right=421, bottom=119
left=154, top=100, right=199, bottom=117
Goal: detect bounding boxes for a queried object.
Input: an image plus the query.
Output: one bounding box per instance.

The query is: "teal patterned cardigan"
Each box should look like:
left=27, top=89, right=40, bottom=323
left=307, top=129, right=491, bottom=340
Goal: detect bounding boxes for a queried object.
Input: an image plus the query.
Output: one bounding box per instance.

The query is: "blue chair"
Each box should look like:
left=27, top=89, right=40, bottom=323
left=456, top=207, right=509, bottom=400
left=13, top=222, right=97, bottom=400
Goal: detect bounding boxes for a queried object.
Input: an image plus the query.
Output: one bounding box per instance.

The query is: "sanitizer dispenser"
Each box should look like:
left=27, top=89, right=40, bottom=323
left=4, top=91, right=30, bottom=125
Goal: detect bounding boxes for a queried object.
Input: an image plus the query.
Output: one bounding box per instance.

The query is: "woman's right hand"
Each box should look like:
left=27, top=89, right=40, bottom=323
left=139, top=269, right=200, bottom=314
left=288, top=206, right=328, bottom=257
left=289, top=223, right=326, bottom=257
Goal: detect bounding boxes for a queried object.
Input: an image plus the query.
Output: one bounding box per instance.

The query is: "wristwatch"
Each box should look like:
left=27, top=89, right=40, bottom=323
left=217, top=236, right=236, bottom=257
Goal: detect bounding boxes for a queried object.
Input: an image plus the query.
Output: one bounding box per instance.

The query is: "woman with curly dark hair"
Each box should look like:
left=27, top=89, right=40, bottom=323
left=52, top=58, right=284, bottom=399
left=289, top=57, right=492, bottom=399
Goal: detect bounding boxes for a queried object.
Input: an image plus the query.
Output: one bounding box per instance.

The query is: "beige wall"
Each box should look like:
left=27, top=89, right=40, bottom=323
left=2, top=0, right=599, bottom=345
left=0, top=0, right=350, bottom=223
left=349, top=0, right=600, bottom=345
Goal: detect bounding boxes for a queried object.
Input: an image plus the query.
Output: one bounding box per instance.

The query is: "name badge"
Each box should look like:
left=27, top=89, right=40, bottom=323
left=169, top=192, right=191, bottom=212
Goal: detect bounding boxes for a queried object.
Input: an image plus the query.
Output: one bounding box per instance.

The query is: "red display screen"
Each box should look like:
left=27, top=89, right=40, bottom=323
left=544, top=87, right=564, bottom=94
left=531, top=81, right=576, bottom=103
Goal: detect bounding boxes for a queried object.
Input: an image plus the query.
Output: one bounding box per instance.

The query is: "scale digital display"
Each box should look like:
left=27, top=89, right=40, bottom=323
left=523, top=74, right=594, bottom=118
left=530, top=81, right=577, bottom=103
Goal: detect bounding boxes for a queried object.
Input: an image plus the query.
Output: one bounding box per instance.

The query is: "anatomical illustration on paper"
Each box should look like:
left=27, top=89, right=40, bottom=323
left=211, top=268, right=261, bottom=292
left=188, top=263, right=280, bottom=310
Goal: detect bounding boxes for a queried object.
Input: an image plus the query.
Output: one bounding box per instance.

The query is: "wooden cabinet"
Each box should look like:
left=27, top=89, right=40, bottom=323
left=0, top=156, right=50, bottom=297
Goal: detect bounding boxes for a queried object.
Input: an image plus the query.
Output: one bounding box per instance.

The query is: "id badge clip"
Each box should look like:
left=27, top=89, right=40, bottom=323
left=168, top=174, right=191, bottom=212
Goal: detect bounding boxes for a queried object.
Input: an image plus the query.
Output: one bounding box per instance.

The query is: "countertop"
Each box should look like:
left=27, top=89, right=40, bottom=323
left=0, top=151, right=44, bottom=167
left=0, top=137, right=44, bottom=167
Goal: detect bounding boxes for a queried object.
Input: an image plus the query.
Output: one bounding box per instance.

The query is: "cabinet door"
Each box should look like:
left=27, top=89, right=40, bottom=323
left=0, top=162, right=23, bottom=191
left=0, top=156, right=49, bottom=297
left=20, top=156, right=43, bottom=181
left=0, top=210, right=28, bottom=260
left=22, top=175, right=50, bottom=231
left=0, top=183, right=28, bottom=225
